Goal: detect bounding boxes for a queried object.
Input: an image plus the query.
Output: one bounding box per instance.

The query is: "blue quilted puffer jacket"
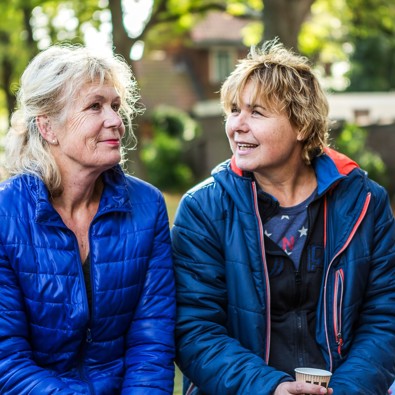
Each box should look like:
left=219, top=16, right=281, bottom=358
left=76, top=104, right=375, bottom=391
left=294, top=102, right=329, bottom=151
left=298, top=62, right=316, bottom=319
left=0, top=166, right=176, bottom=394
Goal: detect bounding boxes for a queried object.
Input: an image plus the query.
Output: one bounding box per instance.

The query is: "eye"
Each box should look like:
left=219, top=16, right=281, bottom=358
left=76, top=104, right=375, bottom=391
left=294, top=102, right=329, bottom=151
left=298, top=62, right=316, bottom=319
left=112, top=102, right=121, bottom=112
left=89, top=102, right=101, bottom=110
left=230, top=104, right=240, bottom=114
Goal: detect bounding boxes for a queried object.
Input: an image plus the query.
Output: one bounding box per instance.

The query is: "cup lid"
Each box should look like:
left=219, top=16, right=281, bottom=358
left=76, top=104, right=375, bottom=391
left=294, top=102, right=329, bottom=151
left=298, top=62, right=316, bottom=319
left=294, top=367, right=332, bottom=376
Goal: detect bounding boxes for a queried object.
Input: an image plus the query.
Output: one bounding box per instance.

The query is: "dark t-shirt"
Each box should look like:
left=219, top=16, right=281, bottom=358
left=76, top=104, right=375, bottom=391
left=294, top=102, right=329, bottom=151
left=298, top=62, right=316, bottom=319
left=257, top=187, right=327, bottom=377
left=82, top=255, right=92, bottom=310
left=263, top=190, right=316, bottom=270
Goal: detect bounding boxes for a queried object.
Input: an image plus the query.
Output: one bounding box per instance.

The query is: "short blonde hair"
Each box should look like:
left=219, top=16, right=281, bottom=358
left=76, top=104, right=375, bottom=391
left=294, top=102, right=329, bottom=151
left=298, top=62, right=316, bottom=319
left=220, top=39, right=329, bottom=164
left=5, top=43, right=142, bottom=194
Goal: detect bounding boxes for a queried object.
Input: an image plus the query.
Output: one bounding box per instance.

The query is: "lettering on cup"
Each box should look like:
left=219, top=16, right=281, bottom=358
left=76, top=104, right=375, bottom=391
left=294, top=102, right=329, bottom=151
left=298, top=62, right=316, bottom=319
left=305, top=380, right=328, bottom=390
left=305, top=380, right=328, bottom=387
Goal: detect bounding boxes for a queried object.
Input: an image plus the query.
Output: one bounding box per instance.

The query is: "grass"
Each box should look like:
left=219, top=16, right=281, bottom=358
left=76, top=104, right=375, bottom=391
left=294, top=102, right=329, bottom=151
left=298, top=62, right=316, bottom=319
left=174, top=367, right=182, bottom=395
left=163, top=192, right=182, bottom=226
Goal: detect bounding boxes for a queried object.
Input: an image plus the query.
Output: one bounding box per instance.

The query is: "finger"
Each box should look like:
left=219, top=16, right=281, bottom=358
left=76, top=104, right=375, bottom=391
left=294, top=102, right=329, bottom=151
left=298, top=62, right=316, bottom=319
left=297, top=382, right=329, bottom=394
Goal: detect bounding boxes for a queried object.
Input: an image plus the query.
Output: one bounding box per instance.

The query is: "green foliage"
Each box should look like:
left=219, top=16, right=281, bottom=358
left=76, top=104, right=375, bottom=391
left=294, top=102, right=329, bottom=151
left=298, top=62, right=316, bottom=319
left=298, top=0, right=395, bottom=92
left=345, top=35, right=395, bottom=91
left=141, top=106, right=200, bottom=192
left=241, top=21, right=262, bottom=47
left=0, top=0, right=104, bottom=128
left=144, top=0, right=262, bottom=50
left=299, top=0, right=347, bottom=61
left=342, top=0, right=395, bottom=91
left=334, top=123, right=389, bottom=187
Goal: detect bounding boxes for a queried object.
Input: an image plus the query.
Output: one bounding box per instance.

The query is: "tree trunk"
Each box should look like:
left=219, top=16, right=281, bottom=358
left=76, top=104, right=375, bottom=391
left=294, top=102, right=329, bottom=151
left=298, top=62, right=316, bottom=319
left=108, top=0, right=135, bottom=65
left=262, top=0, right=316, bottom=51
left=108, top=0, right=147, bottom=179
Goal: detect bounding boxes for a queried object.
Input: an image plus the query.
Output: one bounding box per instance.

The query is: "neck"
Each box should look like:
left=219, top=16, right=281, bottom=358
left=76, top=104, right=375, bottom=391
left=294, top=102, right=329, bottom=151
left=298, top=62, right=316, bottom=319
left=51, top=170, right=103, bottom=214
left=51, top=172, right=104, bottom=263
left=254, top=163, right=317, bottom=208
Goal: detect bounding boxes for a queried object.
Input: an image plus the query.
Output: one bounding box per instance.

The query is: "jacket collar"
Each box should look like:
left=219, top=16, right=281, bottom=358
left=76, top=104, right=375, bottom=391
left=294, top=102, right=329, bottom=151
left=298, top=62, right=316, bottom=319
left=227, top=148, right=359, bottom=197
left=29, top=165, right=132, bottom=225
left=314, top=148, right=359, bottom=196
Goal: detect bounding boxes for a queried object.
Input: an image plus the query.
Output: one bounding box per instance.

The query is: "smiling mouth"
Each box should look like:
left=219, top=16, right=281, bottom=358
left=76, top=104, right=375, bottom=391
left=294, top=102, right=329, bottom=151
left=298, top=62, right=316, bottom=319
left=238, top=143, right=258, bottom=150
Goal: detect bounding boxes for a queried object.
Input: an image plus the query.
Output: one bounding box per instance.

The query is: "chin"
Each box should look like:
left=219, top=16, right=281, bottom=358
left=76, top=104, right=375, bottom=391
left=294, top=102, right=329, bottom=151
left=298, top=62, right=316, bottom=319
left=235, top=159, right=255, bottom=173
left=100, top=159, right=121, bottom=171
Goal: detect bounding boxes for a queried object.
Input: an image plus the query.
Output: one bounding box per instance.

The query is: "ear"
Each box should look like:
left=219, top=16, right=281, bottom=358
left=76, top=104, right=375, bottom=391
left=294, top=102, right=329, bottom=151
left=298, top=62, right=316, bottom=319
left=36, top=115, right=57, bottom=145
left=296, top=130, right=304, bottom=142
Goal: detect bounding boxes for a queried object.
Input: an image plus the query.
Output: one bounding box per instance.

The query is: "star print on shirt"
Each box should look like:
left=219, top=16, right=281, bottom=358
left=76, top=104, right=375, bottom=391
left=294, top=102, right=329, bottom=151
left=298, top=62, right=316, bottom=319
left=281, top=215, right=290, bottom=220
left=298, top=226, right=308, bottom=237
left=264, top=229, right=272, bottom=237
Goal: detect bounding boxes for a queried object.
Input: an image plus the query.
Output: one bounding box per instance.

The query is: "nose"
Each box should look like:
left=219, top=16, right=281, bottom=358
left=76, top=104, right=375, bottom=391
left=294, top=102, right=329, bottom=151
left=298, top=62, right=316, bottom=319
left=227, top=111, right=249, bottom=134
left=104, top=107, right=123, bottom=129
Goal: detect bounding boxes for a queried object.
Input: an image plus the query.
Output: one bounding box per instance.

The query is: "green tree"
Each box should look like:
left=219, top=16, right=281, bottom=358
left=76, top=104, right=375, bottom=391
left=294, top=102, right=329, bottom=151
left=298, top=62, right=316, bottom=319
left=0, top=0, right=37, bottom=117
left=3, top=0, right=393, bottom=122
left=1, top=0, right=348, bottom=128
left=108, top=0, right=319, bottom=71
left=0, top=0, right=104, bottom=121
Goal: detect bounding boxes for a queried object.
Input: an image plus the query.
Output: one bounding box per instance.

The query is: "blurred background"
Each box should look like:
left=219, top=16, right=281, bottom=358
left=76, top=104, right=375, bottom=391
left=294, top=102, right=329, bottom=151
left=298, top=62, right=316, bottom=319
left=1, top=1, right=394, bottom=393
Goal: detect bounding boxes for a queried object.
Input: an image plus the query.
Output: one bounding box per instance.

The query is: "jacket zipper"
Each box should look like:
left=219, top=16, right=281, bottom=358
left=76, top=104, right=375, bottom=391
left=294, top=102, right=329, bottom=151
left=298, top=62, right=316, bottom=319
left=323, top=192, right=371, bottom=371
left=333, top=268, right=344, bottom=357
left=251, top=181, right=271, bottom=363
left=77, top=226, right=95, bottom=394
left=185, top=383, right=195, bottom=395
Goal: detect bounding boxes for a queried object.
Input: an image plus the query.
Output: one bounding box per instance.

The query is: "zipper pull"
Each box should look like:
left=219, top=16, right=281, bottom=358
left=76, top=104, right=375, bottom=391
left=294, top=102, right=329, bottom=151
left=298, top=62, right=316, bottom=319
left=336, top=332, right=343, bottom=355
left=86, top=328, right=92, bottom=343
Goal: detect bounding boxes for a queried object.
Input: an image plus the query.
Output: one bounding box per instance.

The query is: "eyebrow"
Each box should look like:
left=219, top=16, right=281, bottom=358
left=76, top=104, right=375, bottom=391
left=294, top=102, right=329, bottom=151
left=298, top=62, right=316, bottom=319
left=249, top=104, right=265, bottom=110
left=84, top=94, right=104, bottom=101
left=85, top=94, right=121, bottom=102
left=229, top=101, right=267, bottom=112
left=242, top=103, right=267, bottom=112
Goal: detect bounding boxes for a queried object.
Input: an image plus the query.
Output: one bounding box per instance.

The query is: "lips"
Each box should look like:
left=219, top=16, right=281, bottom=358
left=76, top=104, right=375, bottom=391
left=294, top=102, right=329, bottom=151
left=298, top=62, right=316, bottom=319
left=102, top=139, right=120, bottom=144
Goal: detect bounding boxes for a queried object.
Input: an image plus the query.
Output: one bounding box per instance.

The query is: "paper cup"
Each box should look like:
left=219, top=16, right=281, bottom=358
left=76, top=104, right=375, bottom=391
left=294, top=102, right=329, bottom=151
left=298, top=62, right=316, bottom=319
left=294, top=367, right=332, bottom=389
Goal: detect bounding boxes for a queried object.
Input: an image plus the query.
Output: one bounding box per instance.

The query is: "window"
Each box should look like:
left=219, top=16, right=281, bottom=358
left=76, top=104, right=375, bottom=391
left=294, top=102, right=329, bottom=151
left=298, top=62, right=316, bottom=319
left=209, top=47, right=236, bottom=84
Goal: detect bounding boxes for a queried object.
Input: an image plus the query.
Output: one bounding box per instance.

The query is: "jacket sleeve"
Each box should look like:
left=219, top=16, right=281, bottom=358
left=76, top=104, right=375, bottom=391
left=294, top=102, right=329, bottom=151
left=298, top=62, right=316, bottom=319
left=122, top=193, right=176, bottom=395
left=0, top=245, right=80, bottom=394
left=328, top=184, right=395, bottom=394
left=172, top=192, right=291, bottom=394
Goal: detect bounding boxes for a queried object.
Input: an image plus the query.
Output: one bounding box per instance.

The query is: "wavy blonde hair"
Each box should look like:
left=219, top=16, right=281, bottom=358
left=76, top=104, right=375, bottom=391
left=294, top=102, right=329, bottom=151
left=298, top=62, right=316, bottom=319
left=220, top=39, right=329, bottom=164
left=5, top=43, right=142, bottom=194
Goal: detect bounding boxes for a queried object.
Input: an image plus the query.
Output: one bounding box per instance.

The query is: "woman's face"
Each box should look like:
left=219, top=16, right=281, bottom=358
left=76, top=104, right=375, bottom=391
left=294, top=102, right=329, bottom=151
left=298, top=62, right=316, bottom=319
left=52, top=81, right=125, bottom=175
left=225, top=80, right=303, bottom=178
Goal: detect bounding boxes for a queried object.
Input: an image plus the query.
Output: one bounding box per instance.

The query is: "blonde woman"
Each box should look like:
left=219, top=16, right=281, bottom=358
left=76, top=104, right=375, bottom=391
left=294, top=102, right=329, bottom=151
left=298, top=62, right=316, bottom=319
left=172, top=40, right=395, bottom=394
left=0, top=44, right=175, bottom=394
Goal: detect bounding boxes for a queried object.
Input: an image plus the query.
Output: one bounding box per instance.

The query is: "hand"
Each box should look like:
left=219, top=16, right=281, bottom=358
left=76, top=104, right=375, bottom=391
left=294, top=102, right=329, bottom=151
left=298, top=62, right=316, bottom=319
left=274, top=381, right=334, bottom=395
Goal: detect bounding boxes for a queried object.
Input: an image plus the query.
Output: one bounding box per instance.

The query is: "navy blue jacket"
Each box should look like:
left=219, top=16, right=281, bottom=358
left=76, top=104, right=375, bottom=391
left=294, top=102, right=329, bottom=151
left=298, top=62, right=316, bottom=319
left=0, top=166, right=176, bottom=394
left=172, top=149, right=395, bottom=394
